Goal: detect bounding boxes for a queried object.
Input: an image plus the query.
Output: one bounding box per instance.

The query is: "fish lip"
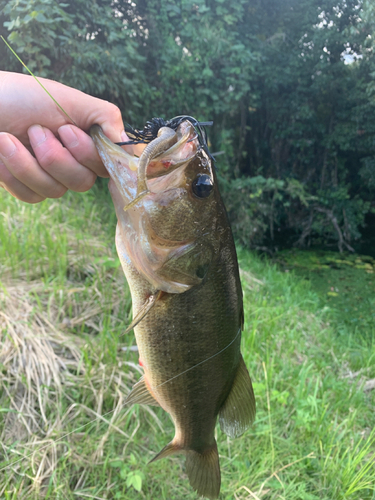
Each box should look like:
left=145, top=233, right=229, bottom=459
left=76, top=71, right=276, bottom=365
left=90, top=122, right=200, bottom=196
left=90, top=124, right=139, bottom=200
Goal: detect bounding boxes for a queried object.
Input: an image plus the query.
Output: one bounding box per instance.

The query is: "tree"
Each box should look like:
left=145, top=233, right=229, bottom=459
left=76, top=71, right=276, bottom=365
left=1, top=0, right=375, bottom=251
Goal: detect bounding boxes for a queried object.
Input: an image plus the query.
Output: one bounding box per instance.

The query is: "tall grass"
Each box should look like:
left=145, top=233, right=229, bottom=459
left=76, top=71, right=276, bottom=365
left=0, top=186, right=374, bottom=499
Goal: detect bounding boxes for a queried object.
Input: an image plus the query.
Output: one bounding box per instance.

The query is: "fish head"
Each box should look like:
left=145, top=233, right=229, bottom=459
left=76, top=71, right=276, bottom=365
left=145, top=121, right=219, bottom=241
left=91, top=120, right=223, bottom=293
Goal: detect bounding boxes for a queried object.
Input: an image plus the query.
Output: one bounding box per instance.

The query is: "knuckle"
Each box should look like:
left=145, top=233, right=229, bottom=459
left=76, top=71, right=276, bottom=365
left=73, top=175, right=96, bottom=193
left=49, top=185, right=68, bottom=199
left=38, top=148, right=60, bottom=169
left=108, top=103, right=123, bottom=123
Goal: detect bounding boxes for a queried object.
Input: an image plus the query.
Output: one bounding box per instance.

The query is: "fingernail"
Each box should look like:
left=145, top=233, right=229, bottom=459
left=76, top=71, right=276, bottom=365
left=58, top=125, right=79, bottom=148
left=28, top=125, right=46, bottom=147
left=0, top=133, right=16, bottom=158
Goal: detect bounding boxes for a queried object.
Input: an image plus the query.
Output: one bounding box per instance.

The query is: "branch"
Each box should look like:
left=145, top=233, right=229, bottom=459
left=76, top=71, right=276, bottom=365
left=294, top=211, right=314, bottom=248
left=314, top=206, right=354, bottom=253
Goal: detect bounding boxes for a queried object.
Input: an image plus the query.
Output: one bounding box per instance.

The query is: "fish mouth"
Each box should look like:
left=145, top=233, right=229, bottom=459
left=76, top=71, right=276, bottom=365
left=90, top=121, right=199, bottom=207
left=147, top=121, right=199, bottom=178
left=122, top=121, right=199, bottom=211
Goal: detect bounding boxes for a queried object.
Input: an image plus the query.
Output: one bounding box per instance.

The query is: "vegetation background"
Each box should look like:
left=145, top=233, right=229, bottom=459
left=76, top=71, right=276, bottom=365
left=1, top=1, right=375, bottom=499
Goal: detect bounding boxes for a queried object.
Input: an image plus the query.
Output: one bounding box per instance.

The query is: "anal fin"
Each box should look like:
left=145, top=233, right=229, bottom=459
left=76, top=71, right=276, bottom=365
left=125, top=375, right=160, bottom=406
left=219, top=354, right=256, bottom=438
left=149, top=440, right=181, bottom=463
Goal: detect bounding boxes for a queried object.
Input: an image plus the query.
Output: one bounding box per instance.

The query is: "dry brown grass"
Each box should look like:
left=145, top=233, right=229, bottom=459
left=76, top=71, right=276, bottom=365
left=0, top=281, right=83, bottom=438
left=0, top=280, right=83, bottom=495
left=0, top=269, right=137, bottom=498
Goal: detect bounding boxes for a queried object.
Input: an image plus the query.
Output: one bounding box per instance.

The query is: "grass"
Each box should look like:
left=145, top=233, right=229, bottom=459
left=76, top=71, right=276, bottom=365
left=276, top=249, right=375, bottom=341
left=1, top=184, right=375, bottom=499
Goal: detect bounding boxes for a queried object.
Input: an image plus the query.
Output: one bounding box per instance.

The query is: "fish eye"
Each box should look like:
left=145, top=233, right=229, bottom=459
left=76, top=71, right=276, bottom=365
left=192, top=174, right=214, bottom=199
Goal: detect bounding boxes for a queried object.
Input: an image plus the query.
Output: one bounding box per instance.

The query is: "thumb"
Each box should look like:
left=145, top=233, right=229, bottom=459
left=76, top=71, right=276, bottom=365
left=70, top=93, right=145, bottom=156
left=67, top=91, right=127, bottom=144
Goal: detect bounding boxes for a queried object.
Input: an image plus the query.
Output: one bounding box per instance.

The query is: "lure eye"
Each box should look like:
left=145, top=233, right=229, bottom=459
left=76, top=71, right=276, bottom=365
left=192, top=174, right=214, bottom=199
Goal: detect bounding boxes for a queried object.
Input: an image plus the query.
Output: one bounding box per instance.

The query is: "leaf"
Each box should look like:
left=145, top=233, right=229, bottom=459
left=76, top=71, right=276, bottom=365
left=132, top=474, right=142, bottom=492
left=125, top=470, right=144, bottom=492
left=120, top=467, right=128, bottom=480
left=4, top=20, right=15, bottom=29
left=109, top=460, right=123, bottom=468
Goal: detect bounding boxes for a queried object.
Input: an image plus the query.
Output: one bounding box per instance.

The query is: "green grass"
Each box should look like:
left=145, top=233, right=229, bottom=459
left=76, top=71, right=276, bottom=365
left=276, top=249, right=375, bottom=341
left=1, top=186, right=375, bottom=499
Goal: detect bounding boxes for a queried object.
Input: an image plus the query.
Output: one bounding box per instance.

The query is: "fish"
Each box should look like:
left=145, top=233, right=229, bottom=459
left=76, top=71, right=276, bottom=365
left=90, top=117, right=255, bottom=499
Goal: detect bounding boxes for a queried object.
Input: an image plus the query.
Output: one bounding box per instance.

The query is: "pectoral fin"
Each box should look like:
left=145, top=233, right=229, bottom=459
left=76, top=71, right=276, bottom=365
left=156, top=241, right=213, bottom=287
left=121, top=290, right=162, bottom=336
left=219, top=355, right=256, bottom=438
left=125, top=376, right=160, bottom=406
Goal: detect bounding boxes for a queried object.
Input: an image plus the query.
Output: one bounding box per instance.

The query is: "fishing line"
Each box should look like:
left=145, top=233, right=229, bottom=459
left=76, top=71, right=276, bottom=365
left=151, top=327, right=241, bottom=390
left=0, top=327, right=241, bottom=473
left=1, top=37, right=78, bottom=127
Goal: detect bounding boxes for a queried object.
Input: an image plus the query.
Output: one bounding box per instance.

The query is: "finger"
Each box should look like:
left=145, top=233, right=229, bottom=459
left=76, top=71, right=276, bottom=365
left=28, top=125, right=97, bottom=192
left=68, top=99, right=144, bottom=156
left=0, top=132, right=67, bottom=199
left=0, top=158, right=45, bottom=203
left=58, top=124, right=109, bottom=178
left=74, top=100, right=125, bottom=143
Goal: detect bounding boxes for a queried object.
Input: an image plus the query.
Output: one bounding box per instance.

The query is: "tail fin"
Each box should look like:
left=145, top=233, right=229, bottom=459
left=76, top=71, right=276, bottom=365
left=185, top=442, right=221, bottom=500
left=149, top=440, right=221, bottom=499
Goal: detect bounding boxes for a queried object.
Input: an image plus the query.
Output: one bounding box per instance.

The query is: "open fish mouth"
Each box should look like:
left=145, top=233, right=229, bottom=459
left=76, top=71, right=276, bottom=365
left=117, top=116, right=214, bottom=159
left=90, top=116, right=212, bottom=209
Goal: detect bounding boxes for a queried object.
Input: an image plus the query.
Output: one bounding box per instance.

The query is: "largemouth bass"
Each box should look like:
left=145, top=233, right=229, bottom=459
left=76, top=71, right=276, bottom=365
left=90, top=117, right=255, bottom=499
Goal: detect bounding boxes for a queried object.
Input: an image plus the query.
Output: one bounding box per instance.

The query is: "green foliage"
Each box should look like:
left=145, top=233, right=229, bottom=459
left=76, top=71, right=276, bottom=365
left=110, top=455, right=145, bottom=493
left=1, top=0, right=375, bottom=249
left=359, top=156, right=375, bottom=188
left=0, top=0, right=145, bottom=120
left=219, top=174, right=316, bottom=247
left=217, top=0, right=375, bottom=250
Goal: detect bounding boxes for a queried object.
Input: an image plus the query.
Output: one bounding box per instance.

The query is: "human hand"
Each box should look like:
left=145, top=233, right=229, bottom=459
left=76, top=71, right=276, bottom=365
left=0, top=71, right=134, bottom=203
